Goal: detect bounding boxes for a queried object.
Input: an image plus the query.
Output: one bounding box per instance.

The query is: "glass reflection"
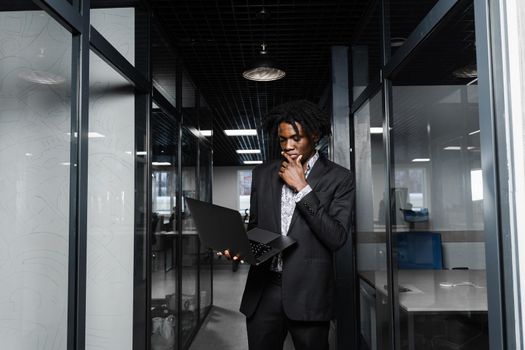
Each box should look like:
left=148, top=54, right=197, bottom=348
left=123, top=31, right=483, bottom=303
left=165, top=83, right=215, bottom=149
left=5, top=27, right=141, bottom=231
left=86, top=50, right=136, bottom=350
left=352, top=2, right=380, bottom=100
left=152, top=25, right=177, bottom=107
left=385, top=0, right=439, bottom=58
left=0, top=4, right=72, bottom=349
left=354, top=92, right=392, bottom=350
left=90, top=7, right=135, bottom=65
left=199, top=142, right=213, bottom=319
left=181, top=128, right=199, bottom=345
left=150, top=107, right=179, bottom=350
left=390, top=3, right=489, bottom=349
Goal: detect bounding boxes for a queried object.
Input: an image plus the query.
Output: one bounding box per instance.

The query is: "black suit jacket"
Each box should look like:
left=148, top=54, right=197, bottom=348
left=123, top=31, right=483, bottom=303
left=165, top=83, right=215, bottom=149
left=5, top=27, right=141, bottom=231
left=240, top=156, right=355, bottom=321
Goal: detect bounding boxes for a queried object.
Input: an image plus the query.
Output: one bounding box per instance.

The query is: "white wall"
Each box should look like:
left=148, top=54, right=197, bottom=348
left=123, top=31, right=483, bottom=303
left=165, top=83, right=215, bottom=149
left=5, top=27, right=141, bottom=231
left=213, top=166, right=254, bottom=210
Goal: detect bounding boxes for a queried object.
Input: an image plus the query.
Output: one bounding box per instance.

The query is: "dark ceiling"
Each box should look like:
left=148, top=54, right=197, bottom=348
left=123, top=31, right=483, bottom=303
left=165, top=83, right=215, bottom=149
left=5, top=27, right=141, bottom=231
left=146, top=0, right=462, bottom=166
left=150, top=0, right=372, bottom=166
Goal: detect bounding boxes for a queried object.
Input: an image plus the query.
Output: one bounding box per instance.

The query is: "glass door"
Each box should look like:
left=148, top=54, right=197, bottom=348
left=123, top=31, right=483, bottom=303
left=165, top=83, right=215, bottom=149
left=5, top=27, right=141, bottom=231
left=388, top=3, right=489, bottom=349
left=150, top=107, right=180, bottom=350
left=181, top=128, right=199, bottom=346
left=354, top=91, right=392, bottom=350
left=198, top=142, right=213, bottom=319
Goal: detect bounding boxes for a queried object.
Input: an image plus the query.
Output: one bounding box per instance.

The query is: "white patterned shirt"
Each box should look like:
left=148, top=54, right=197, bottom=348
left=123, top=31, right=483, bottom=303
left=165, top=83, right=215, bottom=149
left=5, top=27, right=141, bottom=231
left=270, top=151, right=319, bottom=272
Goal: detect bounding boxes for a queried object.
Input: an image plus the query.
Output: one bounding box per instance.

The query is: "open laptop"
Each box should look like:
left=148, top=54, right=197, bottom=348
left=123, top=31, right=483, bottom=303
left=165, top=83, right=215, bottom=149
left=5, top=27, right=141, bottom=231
left=185, top=198, right=296, bottom=265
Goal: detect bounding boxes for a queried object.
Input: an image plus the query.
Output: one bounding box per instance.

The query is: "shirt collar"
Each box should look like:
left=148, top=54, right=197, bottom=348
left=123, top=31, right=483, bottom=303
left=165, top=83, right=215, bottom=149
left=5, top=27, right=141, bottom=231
left=305, top=151, right=319, bottom=177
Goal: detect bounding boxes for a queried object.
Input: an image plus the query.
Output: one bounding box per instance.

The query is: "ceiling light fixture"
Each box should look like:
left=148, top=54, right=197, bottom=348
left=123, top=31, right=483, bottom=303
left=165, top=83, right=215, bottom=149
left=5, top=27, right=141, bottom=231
left=412, top=158, right=431, bottom=162
left=67, top=132, right=106, bottom=138
left=18, top=69, right=66, bottom=85
left=244, top=160, right=263, bottom=165
left=390, top=37, right=407, bottom=47
left=224, top=129, right=258, bottom=136
left=200, top=130, right=212, bottom=137
left=370, top=127, right=383, bottom=134
left=236, top=149, right=261, bottom=154
left=242, top=43, right=285, bottom=82
left=152, top=162, right=171, bottom=166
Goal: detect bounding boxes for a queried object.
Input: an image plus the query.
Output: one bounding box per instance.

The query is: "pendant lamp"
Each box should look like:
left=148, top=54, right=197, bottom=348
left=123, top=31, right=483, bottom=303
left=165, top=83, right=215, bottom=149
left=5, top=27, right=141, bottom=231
left=242, top=43, right=285, bottom=82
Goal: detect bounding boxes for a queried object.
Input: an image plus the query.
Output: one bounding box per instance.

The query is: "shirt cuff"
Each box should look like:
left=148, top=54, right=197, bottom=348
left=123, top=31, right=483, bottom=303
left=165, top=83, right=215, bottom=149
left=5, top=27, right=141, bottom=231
left=294, top=185, right=312, bottom=202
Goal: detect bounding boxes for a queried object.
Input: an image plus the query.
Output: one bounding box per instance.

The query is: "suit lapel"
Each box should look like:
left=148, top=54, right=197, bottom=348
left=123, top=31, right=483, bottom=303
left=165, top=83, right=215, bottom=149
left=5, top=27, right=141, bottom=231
left=287, top=157, right=330, bottom=235
left=271, top=162, right=283, bottom=231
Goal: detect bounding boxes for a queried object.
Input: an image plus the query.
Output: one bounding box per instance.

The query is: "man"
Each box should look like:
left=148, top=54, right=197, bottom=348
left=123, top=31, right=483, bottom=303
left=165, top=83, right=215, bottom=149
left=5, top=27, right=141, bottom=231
left=239, top=100, right=355, bottom=350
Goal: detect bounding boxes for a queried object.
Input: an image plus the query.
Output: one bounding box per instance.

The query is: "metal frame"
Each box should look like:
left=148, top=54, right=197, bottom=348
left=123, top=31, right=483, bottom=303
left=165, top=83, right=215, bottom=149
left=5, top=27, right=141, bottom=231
left=348, top=0, right=508, bottom=348
left=71, top=1, right=90, bottom=350
left=382, top=0, right=459, bottom=79
left=89, top=27, right=150, bottom=92
left=473, top=2, right=506, bottom=349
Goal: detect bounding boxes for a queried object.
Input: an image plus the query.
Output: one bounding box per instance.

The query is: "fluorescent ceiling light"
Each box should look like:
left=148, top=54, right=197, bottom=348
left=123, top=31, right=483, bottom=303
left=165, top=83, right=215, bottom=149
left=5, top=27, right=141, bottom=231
left=412, top=158, right=430, bottom=162
left=236, top=149, right=261, bottom=154
left=469, top=130, right=480, bottom=135
left=444, top=146, right=461, bottom=151
left=61, top=162, right=71, bottom=166
left=136, top=151, right=147, bottom=155
left=67, top=132, right=106, bottom=138
left=244, top=160, right=263, bottom=165
left=370, top=127, right=383, bottom=134
left=224, top=129, right=257, bottom=136
left=200, top=130, right=212, bottom=137
left=152, top=162, right=171, bottom=166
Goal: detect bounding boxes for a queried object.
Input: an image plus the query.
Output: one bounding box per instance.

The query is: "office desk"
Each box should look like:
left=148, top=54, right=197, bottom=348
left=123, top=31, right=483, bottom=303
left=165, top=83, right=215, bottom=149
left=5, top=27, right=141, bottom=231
left=359, top=270, right=487, bottom=350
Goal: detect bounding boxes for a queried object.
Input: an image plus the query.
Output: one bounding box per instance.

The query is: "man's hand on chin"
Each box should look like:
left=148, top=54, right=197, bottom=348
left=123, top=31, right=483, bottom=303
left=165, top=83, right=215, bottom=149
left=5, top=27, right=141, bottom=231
left=279, top=152, right=308, bottom=192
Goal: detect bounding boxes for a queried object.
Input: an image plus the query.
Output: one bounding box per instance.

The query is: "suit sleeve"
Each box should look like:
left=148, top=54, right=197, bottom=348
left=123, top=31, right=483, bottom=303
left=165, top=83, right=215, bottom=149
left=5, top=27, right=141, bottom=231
left=247, top=167, right=258, bottom=231
left=295, top=171, right=355, bottom=251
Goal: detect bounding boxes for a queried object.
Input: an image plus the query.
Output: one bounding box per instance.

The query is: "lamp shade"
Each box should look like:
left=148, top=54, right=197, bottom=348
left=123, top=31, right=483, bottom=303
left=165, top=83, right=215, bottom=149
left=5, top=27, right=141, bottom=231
left=242, top=57, right=285, bottom=81
left=242, top=44, right=285, bottom=81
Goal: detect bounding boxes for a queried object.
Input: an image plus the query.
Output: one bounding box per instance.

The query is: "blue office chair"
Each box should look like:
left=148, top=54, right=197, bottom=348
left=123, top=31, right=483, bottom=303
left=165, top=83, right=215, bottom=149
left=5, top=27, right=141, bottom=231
left=396, top=231, right=443, bottom=269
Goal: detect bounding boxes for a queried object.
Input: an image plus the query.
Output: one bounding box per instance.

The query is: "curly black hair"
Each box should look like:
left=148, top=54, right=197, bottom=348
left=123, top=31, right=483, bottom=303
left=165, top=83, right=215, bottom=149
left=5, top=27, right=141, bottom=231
left=265, top=100, right=331, bottom=142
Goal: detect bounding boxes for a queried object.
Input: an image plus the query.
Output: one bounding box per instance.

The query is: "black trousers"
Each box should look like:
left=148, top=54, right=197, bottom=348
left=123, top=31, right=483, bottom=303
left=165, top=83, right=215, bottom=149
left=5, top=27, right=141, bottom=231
left=246, top=272, right=330, bottom=350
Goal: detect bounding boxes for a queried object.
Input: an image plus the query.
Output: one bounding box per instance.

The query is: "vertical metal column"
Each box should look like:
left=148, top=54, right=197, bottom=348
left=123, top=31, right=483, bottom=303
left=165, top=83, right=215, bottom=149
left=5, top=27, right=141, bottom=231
left=474, top=0, right=506, bottom=349
left=73, top=1, right=90, bottom=349
left=330, top=45, right=357, bottom=350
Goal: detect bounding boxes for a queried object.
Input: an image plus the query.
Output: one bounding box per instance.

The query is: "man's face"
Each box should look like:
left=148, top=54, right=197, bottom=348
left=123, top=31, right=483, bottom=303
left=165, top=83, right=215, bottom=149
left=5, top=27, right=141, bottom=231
left=278, top=121, right=317, bottom=163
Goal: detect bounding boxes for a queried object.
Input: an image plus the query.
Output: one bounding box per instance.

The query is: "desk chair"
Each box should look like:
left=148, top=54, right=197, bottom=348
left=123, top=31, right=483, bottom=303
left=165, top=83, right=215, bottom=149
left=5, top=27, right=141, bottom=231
left=396, top=231, right=443, bottom=269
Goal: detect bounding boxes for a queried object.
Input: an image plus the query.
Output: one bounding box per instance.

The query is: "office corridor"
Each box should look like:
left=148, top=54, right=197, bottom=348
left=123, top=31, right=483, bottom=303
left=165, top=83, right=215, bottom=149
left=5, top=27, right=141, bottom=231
left=189, top=264, right=296, bottom=350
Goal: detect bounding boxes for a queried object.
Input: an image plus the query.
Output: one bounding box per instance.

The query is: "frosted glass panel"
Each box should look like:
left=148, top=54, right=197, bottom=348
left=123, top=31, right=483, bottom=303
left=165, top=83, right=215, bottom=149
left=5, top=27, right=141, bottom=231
left=90, top=8, right=135, bottom=65
left=85, top=51, right=135, bottom=350
left=0, top=8, right=72, bottom=350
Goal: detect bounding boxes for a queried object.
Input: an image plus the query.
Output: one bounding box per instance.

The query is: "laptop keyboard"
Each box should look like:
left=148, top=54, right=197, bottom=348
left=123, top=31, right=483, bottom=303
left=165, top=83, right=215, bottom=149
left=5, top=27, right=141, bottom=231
left=249, top=240, right=273, bottom=260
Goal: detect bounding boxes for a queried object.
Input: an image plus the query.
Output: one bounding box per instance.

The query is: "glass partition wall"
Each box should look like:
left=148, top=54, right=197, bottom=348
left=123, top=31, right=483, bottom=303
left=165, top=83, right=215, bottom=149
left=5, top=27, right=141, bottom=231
left=0, top=3, right=73, bottom=349
left=149, top=103, right=213, bottom=350
left=353, top=0, right=501, bottom=349
left=0, top=1, right=213, bottom=350
left=389, top=4, right=488, bottom=348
